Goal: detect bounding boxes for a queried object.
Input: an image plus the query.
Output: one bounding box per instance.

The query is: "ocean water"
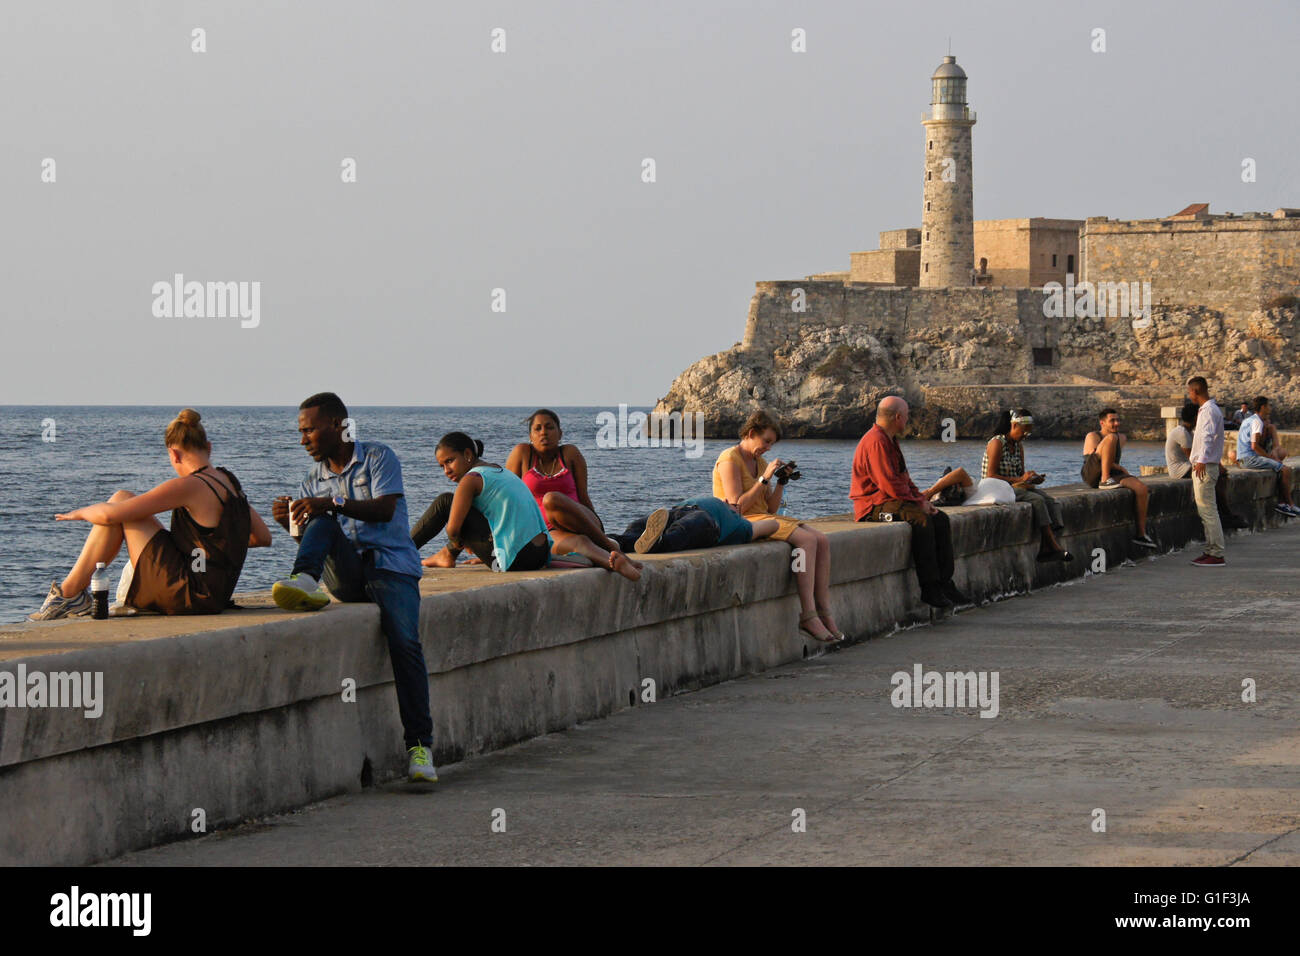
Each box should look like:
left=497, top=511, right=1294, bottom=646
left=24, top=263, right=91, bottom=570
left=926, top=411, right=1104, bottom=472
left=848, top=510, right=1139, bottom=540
left=0, top=406, right=1169, bottom=624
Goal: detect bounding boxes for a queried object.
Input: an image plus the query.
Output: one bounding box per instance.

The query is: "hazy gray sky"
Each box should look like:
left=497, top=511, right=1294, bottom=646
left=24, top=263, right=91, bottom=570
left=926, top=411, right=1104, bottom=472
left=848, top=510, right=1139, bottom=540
left=3, top=0, right=1296, bottom=406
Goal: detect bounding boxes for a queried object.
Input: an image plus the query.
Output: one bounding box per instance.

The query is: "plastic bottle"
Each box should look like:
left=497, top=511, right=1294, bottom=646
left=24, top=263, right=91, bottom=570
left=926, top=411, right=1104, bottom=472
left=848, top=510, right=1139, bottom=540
left=91, top=562, right=110, bottom=620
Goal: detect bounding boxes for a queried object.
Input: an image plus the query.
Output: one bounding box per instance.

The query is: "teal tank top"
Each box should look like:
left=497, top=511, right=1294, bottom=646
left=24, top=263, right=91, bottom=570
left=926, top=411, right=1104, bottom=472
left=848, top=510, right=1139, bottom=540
left=471, top=465, right=550, bottom=571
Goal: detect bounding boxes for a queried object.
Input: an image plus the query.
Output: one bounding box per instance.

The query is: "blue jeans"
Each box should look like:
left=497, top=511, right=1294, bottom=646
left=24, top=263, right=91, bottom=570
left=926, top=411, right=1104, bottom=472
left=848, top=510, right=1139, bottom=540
left=293, top=515, right=432, bottom=749
left=610, top=506, right=719, bottom=553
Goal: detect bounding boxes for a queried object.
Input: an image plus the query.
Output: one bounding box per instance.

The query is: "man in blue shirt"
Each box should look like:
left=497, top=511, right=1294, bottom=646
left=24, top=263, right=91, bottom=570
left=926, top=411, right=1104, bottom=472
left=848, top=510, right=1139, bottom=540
left=1236, top=396, right=1298, bottom=516
left=269, top=392, right=436, bottom=783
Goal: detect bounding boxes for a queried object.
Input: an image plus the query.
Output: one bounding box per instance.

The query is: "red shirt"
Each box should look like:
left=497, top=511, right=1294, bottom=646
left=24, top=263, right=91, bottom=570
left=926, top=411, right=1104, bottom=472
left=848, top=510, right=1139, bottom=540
left=850, top=424, right=923, bottom=519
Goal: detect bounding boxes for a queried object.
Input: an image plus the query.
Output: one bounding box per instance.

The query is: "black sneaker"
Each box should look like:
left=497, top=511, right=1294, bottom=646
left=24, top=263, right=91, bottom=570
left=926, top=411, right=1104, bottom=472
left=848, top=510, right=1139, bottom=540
left=1132, top=534, right=1158, bottom=549
left=920, top=584, right=954, bottom=609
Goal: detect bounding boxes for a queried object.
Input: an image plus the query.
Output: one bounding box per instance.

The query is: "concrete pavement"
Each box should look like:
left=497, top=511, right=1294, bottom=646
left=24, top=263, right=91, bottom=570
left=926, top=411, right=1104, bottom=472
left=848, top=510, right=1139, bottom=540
left=106, top=522, right=1300, bottom=866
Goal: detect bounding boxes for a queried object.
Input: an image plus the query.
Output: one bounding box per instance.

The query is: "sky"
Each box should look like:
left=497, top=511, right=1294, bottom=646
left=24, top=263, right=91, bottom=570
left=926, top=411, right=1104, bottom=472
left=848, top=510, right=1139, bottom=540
left=3, top=0, right=1297, bottom=407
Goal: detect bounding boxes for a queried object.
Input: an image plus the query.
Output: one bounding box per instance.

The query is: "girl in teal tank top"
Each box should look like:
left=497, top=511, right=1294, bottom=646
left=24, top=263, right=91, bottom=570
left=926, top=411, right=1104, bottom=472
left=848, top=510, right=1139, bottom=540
left=412, top=433, right=643, bottom=581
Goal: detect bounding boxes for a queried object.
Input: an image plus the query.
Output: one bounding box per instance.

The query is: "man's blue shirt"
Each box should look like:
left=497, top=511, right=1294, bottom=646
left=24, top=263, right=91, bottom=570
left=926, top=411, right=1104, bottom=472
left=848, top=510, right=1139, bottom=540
left=298, top=440, right=422, bottom=579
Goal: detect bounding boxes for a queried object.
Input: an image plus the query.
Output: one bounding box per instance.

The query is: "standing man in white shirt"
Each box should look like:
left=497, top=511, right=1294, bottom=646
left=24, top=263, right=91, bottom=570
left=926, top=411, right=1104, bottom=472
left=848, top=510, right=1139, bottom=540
left=1187, top=376, right=1226, bottom=567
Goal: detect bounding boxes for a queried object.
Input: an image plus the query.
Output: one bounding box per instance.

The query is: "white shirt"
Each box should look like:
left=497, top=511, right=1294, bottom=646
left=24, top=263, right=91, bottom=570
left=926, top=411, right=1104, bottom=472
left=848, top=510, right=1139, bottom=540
left=1190, top=399, right=1224, bottom=465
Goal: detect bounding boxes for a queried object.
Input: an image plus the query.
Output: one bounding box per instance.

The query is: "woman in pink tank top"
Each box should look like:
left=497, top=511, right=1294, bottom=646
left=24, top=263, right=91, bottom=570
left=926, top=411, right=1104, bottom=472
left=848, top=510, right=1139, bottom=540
left=505, top=409, right=641, bottom=573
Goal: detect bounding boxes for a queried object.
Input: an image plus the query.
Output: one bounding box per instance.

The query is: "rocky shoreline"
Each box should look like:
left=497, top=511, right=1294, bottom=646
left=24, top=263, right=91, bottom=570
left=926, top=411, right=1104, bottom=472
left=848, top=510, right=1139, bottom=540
left=653, top=289, right=1299, bottom=441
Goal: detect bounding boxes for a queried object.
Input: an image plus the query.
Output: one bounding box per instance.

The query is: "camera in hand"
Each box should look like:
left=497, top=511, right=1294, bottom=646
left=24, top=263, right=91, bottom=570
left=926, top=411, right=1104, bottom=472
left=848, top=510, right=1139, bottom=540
left=774, top=461, right=801, bottom=484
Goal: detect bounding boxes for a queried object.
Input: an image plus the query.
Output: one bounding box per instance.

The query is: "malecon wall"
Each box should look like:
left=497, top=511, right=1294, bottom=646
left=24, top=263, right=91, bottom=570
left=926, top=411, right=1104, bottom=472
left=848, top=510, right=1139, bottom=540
left=1, top=465, right=1295, bottom=865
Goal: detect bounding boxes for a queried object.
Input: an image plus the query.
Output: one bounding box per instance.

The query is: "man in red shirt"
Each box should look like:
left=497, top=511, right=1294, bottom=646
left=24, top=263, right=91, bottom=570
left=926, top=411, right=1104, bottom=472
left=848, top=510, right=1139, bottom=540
left=851, top=396, right=969, bottom=609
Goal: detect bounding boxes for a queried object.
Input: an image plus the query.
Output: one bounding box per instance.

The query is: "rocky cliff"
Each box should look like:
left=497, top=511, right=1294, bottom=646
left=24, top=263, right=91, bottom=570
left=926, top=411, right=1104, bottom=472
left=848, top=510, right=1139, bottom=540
left=654, top=286, right=1299, bottom=441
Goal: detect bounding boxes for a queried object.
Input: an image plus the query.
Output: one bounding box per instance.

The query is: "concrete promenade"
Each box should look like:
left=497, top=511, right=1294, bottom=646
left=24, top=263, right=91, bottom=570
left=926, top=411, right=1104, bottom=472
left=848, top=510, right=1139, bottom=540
left=108, top=522, right=1300, bottom=867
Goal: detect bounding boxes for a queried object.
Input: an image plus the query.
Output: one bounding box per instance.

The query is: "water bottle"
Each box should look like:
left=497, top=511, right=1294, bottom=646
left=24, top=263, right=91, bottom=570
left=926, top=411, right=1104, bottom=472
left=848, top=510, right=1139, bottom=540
left=91, top=562, right=110, bottom=620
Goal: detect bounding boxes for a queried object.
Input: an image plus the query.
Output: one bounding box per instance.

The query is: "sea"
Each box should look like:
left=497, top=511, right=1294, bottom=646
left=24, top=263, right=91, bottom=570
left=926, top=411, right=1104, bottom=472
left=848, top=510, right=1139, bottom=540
left=0, top=406, right=1170, bottom=625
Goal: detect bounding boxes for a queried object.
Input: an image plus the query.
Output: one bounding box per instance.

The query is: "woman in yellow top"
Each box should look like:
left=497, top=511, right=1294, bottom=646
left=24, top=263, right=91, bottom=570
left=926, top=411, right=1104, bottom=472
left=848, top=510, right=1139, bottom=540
left=713, top=410, right=842, bottom=643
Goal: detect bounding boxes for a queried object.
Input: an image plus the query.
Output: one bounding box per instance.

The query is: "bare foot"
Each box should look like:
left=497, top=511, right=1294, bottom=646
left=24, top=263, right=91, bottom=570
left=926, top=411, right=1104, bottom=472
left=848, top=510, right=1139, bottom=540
left=422, top=547, right=457, bottom=569
left=608, top=550, right=641, bottom=582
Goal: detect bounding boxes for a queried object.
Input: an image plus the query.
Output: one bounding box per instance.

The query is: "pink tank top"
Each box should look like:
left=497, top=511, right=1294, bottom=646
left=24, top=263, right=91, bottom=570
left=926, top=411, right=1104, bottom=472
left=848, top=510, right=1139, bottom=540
left=522, top=448, right=579, bottom=527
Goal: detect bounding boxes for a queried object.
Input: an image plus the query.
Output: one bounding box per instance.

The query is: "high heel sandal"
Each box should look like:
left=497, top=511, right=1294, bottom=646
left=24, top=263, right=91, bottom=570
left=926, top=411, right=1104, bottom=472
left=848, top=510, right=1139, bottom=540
left=816, top=605, right=846, bottom=642
left=799, top=610, right=838, bottom=644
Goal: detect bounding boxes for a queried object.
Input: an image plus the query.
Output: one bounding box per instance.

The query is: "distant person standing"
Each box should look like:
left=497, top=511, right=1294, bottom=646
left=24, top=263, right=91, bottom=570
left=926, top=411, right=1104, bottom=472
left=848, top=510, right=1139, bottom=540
left=1080, top=408, right=1157, bottom=550
left=851, top=397, right=970, bottom=610
left=1232, top=402, right=1249, bottom=427
left=268, top=392, right=438, bottom=783
left=1187, top=376, right=1226, bottom=566
left=1169, top=402, right=1249, bottom=529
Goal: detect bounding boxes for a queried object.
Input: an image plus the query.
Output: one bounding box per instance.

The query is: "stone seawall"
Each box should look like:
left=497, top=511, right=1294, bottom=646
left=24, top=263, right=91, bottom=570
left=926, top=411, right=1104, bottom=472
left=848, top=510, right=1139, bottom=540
left=1, top=465, right=1295, bottom=865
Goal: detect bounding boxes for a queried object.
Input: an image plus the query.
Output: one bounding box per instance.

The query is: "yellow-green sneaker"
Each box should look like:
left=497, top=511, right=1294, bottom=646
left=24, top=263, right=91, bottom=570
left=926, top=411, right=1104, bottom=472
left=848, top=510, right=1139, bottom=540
left=272, top=573, right=330, bottom=612
left=408, top=745, right=438, bottom=783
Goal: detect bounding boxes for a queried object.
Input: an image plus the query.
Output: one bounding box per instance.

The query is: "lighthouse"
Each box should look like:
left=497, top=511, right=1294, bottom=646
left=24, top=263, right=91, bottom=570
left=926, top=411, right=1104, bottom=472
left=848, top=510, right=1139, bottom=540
left=920, top=55, right=976, bottom=288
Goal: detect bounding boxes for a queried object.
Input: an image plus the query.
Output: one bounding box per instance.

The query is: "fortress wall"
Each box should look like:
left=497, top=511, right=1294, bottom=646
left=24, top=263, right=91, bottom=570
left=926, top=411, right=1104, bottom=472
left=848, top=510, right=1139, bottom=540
left=3, top=467, right=1295, bottom=865
left=743, top=282, right=1056, bottom=385
left=1025, top=220, right=1082, bottom=288
left=1081, top=218, right=1300, bottom=316
left=973, top=219, right=1032, bottom=287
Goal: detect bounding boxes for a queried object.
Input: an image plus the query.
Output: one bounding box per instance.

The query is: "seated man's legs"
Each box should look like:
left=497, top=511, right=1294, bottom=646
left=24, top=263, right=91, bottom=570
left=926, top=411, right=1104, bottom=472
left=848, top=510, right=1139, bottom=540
left=1238, top=454, right=1293, bottom=507
left=904, top=506, right=958, bottom=605
left=1117, top=476, right=1150, bottom=538
left=293, top=514, right=368, bottom=600
left=362, top=565, right=433, bottom=751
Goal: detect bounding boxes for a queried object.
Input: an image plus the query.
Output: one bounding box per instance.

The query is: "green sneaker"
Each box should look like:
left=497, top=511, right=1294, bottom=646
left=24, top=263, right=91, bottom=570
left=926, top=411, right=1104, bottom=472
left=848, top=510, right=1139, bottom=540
left=271, top=573, right=330, bottom=612
left=408, top=745, right=438, bottom=783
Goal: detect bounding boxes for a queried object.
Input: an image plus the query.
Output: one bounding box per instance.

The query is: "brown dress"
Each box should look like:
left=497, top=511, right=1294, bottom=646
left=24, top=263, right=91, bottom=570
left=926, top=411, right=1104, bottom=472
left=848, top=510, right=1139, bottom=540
left=126, top=466, right=251, bottom=614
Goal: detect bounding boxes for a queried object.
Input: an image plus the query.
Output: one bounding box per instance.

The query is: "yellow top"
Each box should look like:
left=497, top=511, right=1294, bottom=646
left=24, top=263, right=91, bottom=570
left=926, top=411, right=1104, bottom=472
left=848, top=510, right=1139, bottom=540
left=712, top=446, right=769, bottom=516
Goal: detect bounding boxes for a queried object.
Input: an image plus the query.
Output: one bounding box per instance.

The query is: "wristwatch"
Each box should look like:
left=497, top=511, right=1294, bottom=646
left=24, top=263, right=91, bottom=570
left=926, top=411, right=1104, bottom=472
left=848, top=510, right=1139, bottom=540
left=331, top=495, right=346, bottom=516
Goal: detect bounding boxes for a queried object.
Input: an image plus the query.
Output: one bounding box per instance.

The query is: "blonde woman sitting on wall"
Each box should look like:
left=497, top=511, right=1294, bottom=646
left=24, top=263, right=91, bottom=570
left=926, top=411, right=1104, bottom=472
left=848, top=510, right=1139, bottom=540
left=713, top=410, right=843, bottom=643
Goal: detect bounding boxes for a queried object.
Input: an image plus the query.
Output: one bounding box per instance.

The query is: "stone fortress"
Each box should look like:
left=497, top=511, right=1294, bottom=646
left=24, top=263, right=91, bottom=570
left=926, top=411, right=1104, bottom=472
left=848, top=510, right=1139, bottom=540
left=655, top=55, right=1300, bottom=440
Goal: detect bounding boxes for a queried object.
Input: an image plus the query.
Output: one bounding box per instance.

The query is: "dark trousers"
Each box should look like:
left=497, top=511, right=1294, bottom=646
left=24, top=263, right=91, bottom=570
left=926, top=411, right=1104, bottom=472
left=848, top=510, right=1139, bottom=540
left=860, top=502, right=955, bottom=588
left=610, top=506, right=719, bottom=553
left=410, top=492, right=548, bottom=571
left=411, top=493, right=495, bottom=564
left=292, top=515, right=432, bottom=749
